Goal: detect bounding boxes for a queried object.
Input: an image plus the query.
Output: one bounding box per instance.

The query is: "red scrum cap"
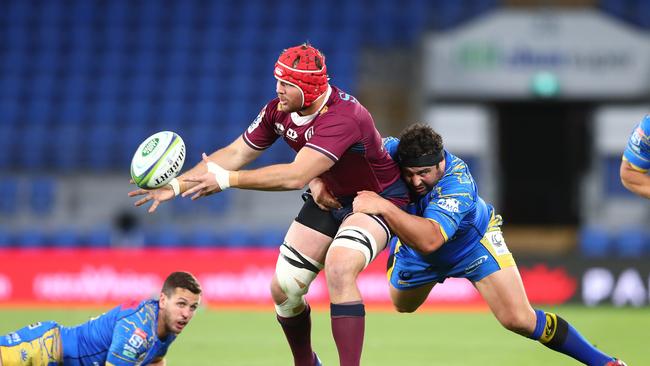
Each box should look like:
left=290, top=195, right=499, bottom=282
left=274, top=44, right=328, bottom=108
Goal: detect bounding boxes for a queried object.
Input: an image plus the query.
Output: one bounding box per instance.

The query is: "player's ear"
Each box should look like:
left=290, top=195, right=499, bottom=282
left=159, top=291, right=167, bottom=307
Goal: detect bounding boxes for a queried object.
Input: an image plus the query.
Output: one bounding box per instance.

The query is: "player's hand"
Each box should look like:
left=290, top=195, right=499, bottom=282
left=352, top=190, right=388, bottom=215
left=182, top=153, right=225, bottom=200
left=309, top=178, right=342, bottom=211
left=128, top=181, right=176, bottom=213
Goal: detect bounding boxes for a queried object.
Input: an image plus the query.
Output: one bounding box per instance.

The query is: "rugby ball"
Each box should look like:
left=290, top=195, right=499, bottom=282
left=130, top=131, right=186, bottom=189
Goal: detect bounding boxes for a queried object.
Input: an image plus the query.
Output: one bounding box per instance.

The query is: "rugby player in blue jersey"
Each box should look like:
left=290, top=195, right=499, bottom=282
left=313, top=123, right=625, bottom=365
left=0, top=271, right=201, bottom=366
left=620, top=115, right=650, bottom=199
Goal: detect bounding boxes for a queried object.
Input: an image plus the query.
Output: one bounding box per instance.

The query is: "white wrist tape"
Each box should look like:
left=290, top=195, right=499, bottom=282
left=168, top=178, right=181, bottom=196
left=206, top=161, right=231, bottom=190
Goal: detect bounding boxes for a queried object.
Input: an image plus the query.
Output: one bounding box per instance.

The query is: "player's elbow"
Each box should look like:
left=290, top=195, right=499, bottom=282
left=283, top=177, right=309, bottom=190
left=414, top=238, right=444, bottom=255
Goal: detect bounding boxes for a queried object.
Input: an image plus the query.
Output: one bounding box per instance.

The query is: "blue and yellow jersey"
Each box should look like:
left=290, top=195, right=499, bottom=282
left=623, top=115, right=650, bottom=172
left=384, top=137, right=491, bottom=267
left=60, top=298, right=175, bottom=366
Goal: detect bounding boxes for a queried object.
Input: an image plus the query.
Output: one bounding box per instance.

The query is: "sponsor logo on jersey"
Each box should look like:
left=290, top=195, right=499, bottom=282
left=286, top=128, right=298, bottom=141
left=274, top=123, right=285, bottom=135
left=247, top=106, right=266, bottom=134
left=27, top=322, right=42, bottom=330
left=6, top=332, right=21, bottom=344
left=486, top=231, right=510, bottom=256
left=436, top=198, right=460, bottom=213
left=20, top=349, right=28, bottom=361
left=128, top=330, right=145, bottom=349
left=465, top=255, right=488, bottom=274
left=305, top=126, right=314, bottom=141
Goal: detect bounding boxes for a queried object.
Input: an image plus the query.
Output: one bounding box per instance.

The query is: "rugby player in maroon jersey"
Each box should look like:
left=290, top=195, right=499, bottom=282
left=130, top=43, right=408, bottom=366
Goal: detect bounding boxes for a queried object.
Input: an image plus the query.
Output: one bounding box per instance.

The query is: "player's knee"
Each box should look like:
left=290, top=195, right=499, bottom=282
left=498, top=311, right=534, bottom=335
left=393, top=303, right=418, bottom=313
left=274, top=242, right=322, bottom=298
left=270, top=275, right=288, bottom=304
left=324, top=252, right=361, bottom=288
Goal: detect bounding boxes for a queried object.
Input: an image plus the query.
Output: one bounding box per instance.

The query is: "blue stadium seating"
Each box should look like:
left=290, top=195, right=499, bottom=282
left=29, top=177, right=56, bottom=215
left=0, top=0, right=512, bottom=249
left=0, top=179, right=19, bottom=215
left=51, top=228, right=81, bottom=248
left=614, top=229, right=648, bottom=257
left=0, top=228, right=11, bottom=248
left=146, top=226, right=184, bottom=248
left=579, top=226, right=611, bottom=258
left=16, top=229, right=47, bottom=248
left=186, top=229, right=219, bottom=248
left=86, top=227, right=112, bottom=248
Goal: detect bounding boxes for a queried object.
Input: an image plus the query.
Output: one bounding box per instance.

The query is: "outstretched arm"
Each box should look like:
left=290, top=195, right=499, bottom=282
left=129, top=136, right=262, bottom=212
left=353, top=191, right=446, bottom=255
left=183, top=146, right=335, bottom=199
left=620, top=160, right=650, bottom=199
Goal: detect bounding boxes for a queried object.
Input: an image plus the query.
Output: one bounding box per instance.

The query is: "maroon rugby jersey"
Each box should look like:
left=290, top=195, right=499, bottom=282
left=243, top=86, right=400, bottom=199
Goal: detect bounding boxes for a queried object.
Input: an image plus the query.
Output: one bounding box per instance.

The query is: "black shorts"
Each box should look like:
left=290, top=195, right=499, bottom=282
left=295, top=192, right=393, bottom=239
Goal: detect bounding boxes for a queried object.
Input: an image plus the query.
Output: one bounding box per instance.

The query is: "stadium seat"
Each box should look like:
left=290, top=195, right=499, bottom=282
left=255, top=229, right=285, bottom=248
left=16, top=229, right=47, bottom=248
left=29, top=177, right=56, bottom=215
left=223, top=228, right=256, bottom=248
left=0, top=178, right=19, bottom=215
left=578, top=226, right=611, bottom=258
left=86, top=227, right=112, bottom=248
left=0, top=227, right=12, bottom=248
left=19, top=125, right=48, bottom=170
left=613, top=228, right=648, bottom=258
left=146, top=227, right=184, bottom=248
left=52, top=122, right=82, bottom=171
left=51, top=228, right=81, bottom=248
left=186, top=229, right=218, bottom=248
left=0, top=125, right=16, bottom=169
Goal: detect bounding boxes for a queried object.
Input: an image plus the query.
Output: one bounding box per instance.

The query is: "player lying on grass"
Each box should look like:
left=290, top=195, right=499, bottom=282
left=620, top=114, right=650, bottom=199
left=313, top=123, right=627, bottom=366
left=0, top=271, right=201, bottom=366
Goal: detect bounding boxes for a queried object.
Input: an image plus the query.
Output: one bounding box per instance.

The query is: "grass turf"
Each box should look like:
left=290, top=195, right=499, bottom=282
left=0, top=305, right=647, bottom=365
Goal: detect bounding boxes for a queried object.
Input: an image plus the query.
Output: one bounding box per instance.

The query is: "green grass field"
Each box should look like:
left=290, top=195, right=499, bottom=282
left=0, top=306, right=647, bottom=365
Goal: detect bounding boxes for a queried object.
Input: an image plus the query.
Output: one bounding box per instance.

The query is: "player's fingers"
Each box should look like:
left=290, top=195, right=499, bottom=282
left=181, top=183, right=202, bottom=197
left=134, top=195, right=153, bottom=207
left=202, top=152, right=210, bottom=162
left=191, top=187, right=208, bottom=200
left=128, top=189, right=145, bottom=197
left=148, top=200, right=160, bottom=213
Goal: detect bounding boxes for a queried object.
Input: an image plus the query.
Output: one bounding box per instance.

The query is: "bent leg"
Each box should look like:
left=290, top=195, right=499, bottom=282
left=389, top=282, right=435, bottom=313
left=476, top=266, right=616, bottom=365
left=325, top=213, right=388, bottom=366
left=270, top=220, right=332, bottom=366
left=0, top=322, right=62, bottom=366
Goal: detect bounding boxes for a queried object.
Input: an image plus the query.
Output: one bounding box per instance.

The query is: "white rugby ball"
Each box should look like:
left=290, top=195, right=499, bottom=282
left=130, top=131, right=186, bottom=189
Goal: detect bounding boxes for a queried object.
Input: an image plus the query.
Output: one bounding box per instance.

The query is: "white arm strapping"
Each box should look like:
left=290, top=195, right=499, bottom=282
left=167, top=178, right=181, bottom=196
left=206, top=161, right=231, bottom=190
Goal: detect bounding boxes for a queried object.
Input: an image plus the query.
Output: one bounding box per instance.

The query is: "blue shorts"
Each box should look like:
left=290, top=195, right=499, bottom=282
left=0, top=321, right=62, bottom=366
left=387, top=217, right=516, bottom=290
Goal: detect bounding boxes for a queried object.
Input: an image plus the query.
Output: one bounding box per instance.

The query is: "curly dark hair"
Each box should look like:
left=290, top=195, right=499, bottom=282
left=162, top=271, right=202, bottom=296
left=396, top=123, right=444, bottom=165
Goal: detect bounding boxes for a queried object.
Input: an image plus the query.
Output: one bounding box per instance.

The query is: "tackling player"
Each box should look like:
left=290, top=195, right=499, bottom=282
left=620, top=115, right=650, bottom=198
left=345, top=124, right=626, bottom=366
left=0, top=271, right=201, bottom=366
left=129, top=43, right=408, bottom=366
